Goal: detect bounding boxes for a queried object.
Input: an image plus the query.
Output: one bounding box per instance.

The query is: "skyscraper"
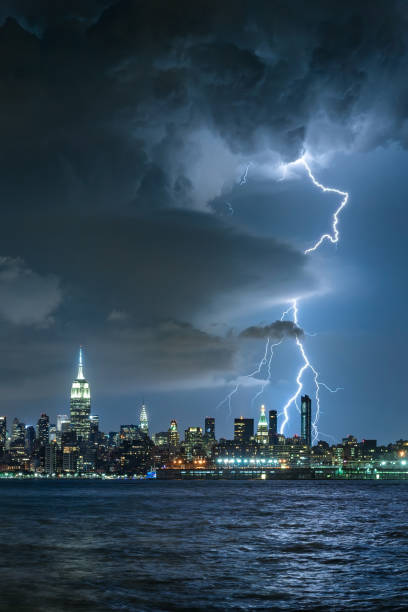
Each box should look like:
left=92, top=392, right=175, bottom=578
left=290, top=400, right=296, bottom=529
left=70, top=347, right=91, bottom=442
left=140, top=403, right=149, bottom=436
left=25, top=425, right=36, bottom=454
left=268, top=410, right=277, bottom=444
left=168, top=419, right=179, bottom=446
left=12, top=417, right=24, bottom=443
left=256, top=405, right=269, bottom=445
left=234, top=417, right=254, bottom=443
left=204, top=417, right=215, bottom=440
left=301, top=395, right=312, bottom=447
left=0, top=416, right=6, bottom=453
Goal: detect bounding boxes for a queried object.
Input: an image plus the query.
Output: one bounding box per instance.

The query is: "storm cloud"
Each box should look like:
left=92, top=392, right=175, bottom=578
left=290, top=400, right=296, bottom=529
left=0, top=1, right=406, bottom=432
left=240, top=320, right=303, bottom=340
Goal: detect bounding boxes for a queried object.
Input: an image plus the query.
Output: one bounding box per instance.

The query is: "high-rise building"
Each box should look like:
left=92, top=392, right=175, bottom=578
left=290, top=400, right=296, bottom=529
left=70, top=347, right=91, bottom=442
left=234, top=417, right=254, bottom=443
left=0, top=416, right=6, bottom=452
left=168, top=419, right=180, bottom=447
left=120, top=425, right=140, bottom=441
left=153, top=431, right=169, bottom=446
left=12, top=417, right=24, bottom=443
left=37, top=413, right=50, bottom=446
left=301, top=395, right=312, bottom=447
left=45, top=442, right=58, bottom=474
left=184, top=427, right=203, bottom=446
left=256, top=405, right=269, bottom=445
left=204, top=417, right=215, bottom=441
left=183, top=427, right=203, bottom=461
left=56, top=414, right=69, bottom=432
left=49, top=424, right=57, bottom=443
left=268, top=410, right=277, bottom=444
left=25, top=425, right=36, bottom=454
left=140, top=403, right=149, bottom=436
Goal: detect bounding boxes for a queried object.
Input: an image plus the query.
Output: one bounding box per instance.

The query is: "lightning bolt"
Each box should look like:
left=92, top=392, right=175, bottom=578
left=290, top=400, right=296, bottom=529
left=239, top=162, right=251, bottom=185
left=216, top=155, right=348, bottom=443
left=278, top=157, right=348, bottom=442
left=279, top=299, right=341, bottom=444
left=216, top=337, right=271, bottom=415
left=287, top=157, right=349, bottom=254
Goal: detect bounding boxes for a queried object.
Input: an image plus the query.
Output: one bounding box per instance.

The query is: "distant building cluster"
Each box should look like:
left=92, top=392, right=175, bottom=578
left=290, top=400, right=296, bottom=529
left=0, top=349, right=407, bottom=480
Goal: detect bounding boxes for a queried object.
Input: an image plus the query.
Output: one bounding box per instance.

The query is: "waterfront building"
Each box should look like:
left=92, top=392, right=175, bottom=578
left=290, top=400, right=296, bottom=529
left=183, top=427, right=203, bottom=461
left=301, top=395, right=312, bottom=448
left=70, top=347, right=91, bottom=442
left=62, top=445, right=78, bottom=472
left=45, top=442, right=58, bottom=474
left=0, top=416, right=6, bottom=453
left=256, top=405, right=269, bottom=445
left=118, top=426, right=153, bottom=475
left=140, top=403, right=149, bottom=436
left=234, top=417, right=254, bottom=443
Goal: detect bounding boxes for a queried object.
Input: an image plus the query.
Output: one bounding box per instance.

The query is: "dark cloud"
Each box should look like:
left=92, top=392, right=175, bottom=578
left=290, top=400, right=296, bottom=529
left=240, top=320, right=303, bottom=340
left=0, top=257, right=61, bottom=326
left=0, top=0, right=406, bottom=430
left=0, top=0, right=405, bottom=219
left=0, top=209, right=315, bottom=326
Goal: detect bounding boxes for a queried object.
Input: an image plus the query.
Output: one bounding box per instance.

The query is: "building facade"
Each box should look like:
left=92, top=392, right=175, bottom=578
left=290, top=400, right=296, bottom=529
left=70, top=347, right=91, bottom=442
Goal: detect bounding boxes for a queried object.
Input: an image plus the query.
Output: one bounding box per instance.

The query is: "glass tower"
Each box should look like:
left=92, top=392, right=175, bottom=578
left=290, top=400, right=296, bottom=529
left=301, top=394, right=312, bottom=448
left=70, top=347, right=91, bottom=442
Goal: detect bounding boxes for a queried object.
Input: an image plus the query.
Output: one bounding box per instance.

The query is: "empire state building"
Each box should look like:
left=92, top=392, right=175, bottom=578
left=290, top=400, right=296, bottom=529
left=70, top=347, right=91, bottom=441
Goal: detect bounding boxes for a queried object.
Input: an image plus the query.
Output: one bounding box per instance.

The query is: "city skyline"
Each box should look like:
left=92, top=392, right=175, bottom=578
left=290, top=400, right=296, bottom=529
left=0, top=347, right=400, bottom=450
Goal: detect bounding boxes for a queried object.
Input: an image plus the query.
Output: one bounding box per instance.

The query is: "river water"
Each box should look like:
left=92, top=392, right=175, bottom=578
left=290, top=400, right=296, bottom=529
left=0, top=479, right=407, bottom=611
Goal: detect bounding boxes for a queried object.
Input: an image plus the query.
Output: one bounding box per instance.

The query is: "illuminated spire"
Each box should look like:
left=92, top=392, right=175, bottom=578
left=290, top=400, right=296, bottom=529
left=140, top=403, right=149, bottom=435
left=77, top=346, right=85, bottom=380
left=256, top=404, right=269, bottom=444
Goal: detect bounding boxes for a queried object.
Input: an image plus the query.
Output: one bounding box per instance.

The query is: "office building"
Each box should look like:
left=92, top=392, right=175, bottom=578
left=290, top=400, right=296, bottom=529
left=256, top=405, right=269, bottom=445
left=37, top=413, right=50, bottom=446
left=301, top=395, right=312, bottom=448
left=0, top=416, right=6, bottom=452
left=70, top=347, right=91, bottom=442
left=268, top=410, right=277, bottom=444
left=153, top=432, right=169, bottom=446
left=168, top=419, right=180, bottom=447
left=234, top=417, right=254, bottom=443
left=25, top=425, right=36, bottom=454
left=45, top=442, right=58, bottom=474
left=56, top=414, right=69, bottom=432
left=204, top=417, right=215, bottom=440
left=12, top=418, right=25, bottom=443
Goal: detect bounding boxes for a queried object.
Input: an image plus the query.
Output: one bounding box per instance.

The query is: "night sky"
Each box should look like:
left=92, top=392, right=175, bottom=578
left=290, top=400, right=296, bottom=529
left=0, top=0, right=407, bottom=442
